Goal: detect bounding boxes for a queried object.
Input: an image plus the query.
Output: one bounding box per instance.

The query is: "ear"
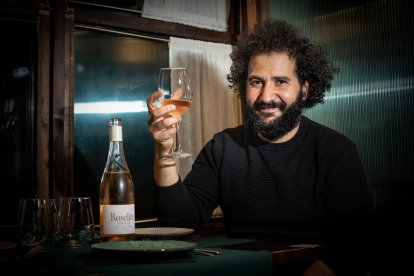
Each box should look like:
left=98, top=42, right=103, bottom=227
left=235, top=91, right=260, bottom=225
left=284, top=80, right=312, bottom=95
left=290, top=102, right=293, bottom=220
left=302, top=81, right=310, bottom=100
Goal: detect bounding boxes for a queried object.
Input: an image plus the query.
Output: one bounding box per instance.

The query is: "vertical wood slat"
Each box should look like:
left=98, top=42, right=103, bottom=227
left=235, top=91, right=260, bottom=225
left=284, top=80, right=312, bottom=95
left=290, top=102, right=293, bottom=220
left=65, top=8, right=75, bottom=197
left=246, top=0, right=258, bottom=30
left=240, top=0, right=260, bottom=32
left=52, top=0, right=73, bottom=198
left=37, top=7, right=50, bottom=198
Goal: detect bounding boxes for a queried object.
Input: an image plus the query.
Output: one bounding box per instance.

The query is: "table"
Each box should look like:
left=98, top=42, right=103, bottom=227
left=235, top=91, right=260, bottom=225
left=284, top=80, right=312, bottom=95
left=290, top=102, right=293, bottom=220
left=217, top=238, right=325, bottom=275
left=216, top=239, right=324, bottom=263
left=6, top=237, right=272, bottom=276
left=2, top=235, right=324, bottom=275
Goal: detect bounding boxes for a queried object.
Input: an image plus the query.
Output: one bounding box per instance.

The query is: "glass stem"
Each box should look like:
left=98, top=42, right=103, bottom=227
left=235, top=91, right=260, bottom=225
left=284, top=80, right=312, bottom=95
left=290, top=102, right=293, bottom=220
left=174, top=123, right=182, bottom=153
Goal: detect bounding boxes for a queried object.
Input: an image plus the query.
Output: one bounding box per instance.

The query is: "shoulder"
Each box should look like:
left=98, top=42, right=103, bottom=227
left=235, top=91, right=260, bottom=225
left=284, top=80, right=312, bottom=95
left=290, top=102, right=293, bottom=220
left=201, top=124, right=247, bottom=157
left=301, top=116, right=361, bottom=162
left=196, top=124, right=247, bottom=167
left=303, top=116, right=355, bottom=147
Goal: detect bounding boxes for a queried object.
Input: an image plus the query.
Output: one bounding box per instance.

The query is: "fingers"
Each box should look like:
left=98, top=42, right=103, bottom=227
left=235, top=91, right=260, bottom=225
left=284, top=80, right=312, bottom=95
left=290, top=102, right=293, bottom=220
left=147, top=100, right=178, bottom=127
left=149, top=116, right=178, bottom=151
left=147, top=90, right=179, bottom=125
left=147, top=90, right=163, bottom=113
left=152, top=121, right=176, bottom=145
left=149, top=115, right=180, bottom=134
left=147, top=90, right=180, bottom=147
left=172, top=87, right=183, bottom=100
left=147, top=90, right=168, bottom=124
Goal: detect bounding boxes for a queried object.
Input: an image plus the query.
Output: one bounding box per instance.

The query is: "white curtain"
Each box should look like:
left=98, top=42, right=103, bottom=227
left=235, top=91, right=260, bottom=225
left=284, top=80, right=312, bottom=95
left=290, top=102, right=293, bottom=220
left=169, top=37, right=242, bottom=177
left=142, top=0, right=229, bottom=32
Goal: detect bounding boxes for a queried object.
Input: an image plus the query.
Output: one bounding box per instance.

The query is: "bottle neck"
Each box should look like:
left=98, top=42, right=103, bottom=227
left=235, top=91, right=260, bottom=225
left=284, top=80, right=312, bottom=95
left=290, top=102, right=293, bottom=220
left=109, top=125, right=123, bottom=142
left=109, top=141, right=124, bottom=154
left=105, top=138, right=129, bottom=172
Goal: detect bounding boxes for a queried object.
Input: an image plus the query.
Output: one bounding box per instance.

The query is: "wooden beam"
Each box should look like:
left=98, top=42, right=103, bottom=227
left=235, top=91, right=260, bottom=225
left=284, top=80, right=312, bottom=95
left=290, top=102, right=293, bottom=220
left=73, top=7, right=234, bottom=44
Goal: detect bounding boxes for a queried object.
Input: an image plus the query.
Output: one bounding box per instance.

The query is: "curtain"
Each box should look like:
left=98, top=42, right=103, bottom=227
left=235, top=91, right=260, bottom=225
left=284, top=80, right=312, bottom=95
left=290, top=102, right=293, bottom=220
left=142, top=0, right=229, bottom=32
left=168, top=37, right=242, bottom=177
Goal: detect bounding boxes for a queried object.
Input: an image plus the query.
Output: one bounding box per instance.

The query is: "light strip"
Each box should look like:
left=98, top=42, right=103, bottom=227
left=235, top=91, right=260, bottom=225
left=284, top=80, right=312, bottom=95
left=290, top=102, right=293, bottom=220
left=74, top=101, right=147, bottom=114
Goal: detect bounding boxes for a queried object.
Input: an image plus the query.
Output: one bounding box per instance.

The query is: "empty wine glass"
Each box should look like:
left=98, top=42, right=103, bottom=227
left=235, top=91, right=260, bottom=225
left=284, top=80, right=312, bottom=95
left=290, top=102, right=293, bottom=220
left=158, top=67, right=193, bottom=158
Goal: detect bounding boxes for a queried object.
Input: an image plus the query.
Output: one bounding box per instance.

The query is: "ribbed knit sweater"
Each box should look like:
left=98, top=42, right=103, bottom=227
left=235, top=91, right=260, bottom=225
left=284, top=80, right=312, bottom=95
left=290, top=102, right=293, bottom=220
left=154, top=116, right=375, bottom=274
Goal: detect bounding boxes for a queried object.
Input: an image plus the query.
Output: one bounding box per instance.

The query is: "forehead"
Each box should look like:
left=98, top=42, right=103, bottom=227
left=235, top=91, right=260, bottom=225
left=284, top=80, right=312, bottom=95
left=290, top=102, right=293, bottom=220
left=248, top=52, right=296, bottom=75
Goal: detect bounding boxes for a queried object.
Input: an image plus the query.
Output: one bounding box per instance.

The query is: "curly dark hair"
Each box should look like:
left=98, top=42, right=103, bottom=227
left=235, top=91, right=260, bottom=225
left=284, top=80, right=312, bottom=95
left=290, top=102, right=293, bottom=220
left=227, top=19, right=339, bottom=108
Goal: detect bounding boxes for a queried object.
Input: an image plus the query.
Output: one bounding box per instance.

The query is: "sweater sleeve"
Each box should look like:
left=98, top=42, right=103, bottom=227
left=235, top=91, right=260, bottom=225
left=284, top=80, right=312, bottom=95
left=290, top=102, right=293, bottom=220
left=154, top=138, right=221, bottom=228
left=153, top=179, right=196, bottom=227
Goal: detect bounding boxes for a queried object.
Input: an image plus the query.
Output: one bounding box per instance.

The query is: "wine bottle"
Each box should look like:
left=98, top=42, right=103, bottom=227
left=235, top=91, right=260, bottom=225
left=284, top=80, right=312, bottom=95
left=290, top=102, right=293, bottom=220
left=99, top=118, right=135, bottom=242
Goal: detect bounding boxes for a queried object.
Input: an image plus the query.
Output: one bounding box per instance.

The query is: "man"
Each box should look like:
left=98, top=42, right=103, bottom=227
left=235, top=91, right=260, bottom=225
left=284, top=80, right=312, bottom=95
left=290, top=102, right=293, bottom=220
left=147, top=19, right=375, bottom=275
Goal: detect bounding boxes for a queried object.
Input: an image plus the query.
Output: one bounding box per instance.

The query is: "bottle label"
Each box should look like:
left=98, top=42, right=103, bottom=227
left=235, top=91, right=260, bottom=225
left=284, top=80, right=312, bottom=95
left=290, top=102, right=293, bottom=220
left=110, top=126, right=123, bottom=142
left=102, top=204, right=135, bottom=234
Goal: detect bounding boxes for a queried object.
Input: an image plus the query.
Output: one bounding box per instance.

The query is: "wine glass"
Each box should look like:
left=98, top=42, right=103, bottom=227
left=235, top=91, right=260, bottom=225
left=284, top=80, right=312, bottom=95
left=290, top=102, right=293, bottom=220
left=158, top=67, right=193, bottom=158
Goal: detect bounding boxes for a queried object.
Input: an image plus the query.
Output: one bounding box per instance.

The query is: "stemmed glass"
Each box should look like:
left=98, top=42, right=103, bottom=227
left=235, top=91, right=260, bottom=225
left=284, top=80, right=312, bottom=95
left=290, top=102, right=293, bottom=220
left=158, top=67, right=193, bottom=158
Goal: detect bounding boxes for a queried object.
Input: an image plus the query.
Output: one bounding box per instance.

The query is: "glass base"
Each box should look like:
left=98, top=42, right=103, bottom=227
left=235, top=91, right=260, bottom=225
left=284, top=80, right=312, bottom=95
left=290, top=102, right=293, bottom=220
left=165, top=151, right=193, bottom=159
left=175, top=152, right=193, bottom=159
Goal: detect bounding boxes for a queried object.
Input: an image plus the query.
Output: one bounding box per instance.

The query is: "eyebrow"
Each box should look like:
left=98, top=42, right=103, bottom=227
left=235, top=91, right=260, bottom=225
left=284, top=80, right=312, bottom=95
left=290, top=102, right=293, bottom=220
left=247, top=75, right=262, bottom=81
left=273, top=76, right=291, bottom=82
left=247, top=75, right=291, bottom=82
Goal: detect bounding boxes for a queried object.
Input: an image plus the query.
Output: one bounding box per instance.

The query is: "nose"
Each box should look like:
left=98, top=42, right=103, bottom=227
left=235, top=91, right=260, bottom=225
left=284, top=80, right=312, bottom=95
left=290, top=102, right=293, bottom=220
left=258, top=82, right=277, bottom=103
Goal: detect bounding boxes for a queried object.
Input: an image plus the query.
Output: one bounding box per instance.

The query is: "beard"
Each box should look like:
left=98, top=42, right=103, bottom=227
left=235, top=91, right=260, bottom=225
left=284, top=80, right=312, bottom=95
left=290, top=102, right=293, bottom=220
left=246, top=92, right=305, bottom=141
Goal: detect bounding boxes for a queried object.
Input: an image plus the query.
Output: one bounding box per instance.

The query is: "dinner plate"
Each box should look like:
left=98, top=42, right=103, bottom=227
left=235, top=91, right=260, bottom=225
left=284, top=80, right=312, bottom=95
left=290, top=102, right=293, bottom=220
left=135, top=227, right=195, bottom=238
left=91, top=240, right=197, bottom=254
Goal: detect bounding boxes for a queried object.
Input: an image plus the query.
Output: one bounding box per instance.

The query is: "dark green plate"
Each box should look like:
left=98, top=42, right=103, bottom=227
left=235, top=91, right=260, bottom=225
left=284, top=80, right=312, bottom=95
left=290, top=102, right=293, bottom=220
left=92, top=240, right=197, bottom=254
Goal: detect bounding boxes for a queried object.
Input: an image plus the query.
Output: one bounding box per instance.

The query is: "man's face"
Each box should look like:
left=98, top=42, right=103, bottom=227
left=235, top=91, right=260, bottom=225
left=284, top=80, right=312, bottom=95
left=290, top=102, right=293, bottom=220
left=245, top=52, right=309, bottom=141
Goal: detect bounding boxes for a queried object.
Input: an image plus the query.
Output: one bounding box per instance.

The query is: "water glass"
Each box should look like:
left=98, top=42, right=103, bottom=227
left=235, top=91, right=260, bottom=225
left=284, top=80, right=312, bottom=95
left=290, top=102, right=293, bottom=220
left=57, top=197, right=95, bottom=247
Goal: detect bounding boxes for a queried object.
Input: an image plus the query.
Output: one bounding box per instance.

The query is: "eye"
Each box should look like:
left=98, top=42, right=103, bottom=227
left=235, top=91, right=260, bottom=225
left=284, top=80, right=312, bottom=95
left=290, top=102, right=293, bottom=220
left=275, top=79, right=288, bottom=86
left=248, top=78, right=263, bottom=87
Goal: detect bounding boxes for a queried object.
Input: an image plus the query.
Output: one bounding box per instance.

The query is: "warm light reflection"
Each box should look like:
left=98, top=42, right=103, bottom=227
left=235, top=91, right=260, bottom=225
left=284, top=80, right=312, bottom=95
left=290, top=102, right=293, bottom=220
left=74, top=101, right=147, bottom=114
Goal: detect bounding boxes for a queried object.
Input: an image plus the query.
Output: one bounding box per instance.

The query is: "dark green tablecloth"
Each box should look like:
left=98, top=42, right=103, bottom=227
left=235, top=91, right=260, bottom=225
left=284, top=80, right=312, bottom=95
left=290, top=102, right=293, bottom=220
left=44, top=237, right=273, bottom=276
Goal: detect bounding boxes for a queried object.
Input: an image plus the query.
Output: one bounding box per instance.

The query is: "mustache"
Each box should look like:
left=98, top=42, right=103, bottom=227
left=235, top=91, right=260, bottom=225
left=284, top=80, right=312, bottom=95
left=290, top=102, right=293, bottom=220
left=253, top=101, right=287, bottom=111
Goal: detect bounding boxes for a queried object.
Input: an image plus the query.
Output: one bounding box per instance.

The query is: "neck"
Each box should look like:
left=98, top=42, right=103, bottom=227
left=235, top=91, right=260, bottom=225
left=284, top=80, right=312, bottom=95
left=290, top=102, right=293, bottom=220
left=258, top=121, right=301, bottom=144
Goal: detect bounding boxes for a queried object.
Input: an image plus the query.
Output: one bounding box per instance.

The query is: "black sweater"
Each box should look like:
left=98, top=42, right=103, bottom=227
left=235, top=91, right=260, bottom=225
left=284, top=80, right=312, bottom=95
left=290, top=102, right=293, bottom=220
left=154, top=116, right=375, bottom=275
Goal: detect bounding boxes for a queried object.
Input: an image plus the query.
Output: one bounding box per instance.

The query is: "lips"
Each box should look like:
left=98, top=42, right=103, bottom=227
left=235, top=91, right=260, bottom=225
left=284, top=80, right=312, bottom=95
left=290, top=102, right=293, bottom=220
left=259, top=107, right=277, bottom=113
left=253, top=101, right=287, bottom=112
left=257, top=109, right=277, bottom=119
